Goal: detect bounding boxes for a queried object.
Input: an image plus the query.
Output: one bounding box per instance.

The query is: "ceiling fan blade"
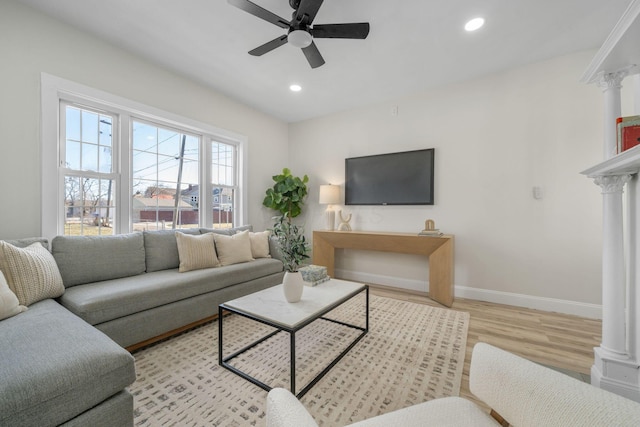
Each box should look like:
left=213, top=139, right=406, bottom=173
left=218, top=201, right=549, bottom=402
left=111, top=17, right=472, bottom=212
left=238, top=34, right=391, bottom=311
left=228, top=0, right=290, bottom=29
left=294, top=0, right=324, bottom=25
left=312, top=23, right=370, bottom=39
left=302, top=41, right=325, bottom=68
left=248, top=35, right=288, bottom=56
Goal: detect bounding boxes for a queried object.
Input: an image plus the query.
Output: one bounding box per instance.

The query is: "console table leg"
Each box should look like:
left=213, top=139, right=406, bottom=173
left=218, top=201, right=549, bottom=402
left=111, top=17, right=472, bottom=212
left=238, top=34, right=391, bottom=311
left=427, top=238, right=454, bottom=307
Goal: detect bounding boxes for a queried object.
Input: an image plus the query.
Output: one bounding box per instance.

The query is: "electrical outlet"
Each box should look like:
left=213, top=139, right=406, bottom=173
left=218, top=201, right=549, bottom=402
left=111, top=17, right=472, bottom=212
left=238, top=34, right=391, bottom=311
left=532, top=186, right=542, bottom=200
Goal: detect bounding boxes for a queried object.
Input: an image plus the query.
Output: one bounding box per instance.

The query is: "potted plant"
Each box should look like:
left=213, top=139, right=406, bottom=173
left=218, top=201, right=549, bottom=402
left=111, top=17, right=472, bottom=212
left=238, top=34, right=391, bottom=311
left=270, top=213, right=310, bottom=273
left=262, top=168, right=309, bottom=219
left=263, top=168, right=310, bottom=302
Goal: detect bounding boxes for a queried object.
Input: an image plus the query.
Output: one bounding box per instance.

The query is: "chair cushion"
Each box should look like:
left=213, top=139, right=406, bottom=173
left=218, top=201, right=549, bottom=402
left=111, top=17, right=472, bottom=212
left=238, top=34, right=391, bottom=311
left=347, top=397, right=497, bottom=427
left=469, top=342, right=640, bottom=427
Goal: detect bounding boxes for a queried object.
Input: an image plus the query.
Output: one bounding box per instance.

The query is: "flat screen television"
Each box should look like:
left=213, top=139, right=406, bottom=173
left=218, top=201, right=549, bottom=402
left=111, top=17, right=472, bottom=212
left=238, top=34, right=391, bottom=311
left=345, top=148, right=435, bottom=205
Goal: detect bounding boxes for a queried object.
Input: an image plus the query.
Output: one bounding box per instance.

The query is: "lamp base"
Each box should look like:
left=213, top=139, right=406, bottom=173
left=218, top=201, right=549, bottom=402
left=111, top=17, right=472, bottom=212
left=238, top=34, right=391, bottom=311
left=324, top=207, right=335, bottom=231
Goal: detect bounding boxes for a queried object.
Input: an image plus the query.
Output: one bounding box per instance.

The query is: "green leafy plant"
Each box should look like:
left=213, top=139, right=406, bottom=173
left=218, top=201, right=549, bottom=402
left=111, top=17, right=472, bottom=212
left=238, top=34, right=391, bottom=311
left=262, top=168, right=309, bottom=218
left=270, top=214, right=309, bottom=272
left=263, top=168, right=310, bottom=272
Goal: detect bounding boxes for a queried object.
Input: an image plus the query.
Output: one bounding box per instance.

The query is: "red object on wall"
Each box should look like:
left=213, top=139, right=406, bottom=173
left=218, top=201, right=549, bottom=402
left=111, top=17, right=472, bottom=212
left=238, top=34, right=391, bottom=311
left=617, top=116, right=640, bottom=153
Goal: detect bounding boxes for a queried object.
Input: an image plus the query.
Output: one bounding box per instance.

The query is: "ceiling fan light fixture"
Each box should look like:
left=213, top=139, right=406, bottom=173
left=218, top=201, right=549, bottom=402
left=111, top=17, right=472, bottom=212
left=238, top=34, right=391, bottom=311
left=465, top=17, right=485, bottom=32
left=288, top=29, right=312, bottom=48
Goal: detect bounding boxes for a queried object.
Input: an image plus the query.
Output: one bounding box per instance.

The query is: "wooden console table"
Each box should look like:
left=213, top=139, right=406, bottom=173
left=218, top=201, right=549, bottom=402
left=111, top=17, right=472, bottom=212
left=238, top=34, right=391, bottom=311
left=312, top=231, right=454, bottom=307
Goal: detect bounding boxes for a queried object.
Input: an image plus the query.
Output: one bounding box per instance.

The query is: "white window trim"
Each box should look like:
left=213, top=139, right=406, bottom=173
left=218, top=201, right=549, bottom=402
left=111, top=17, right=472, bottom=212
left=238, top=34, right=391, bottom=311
left=41, top=73, right=248, bottom=241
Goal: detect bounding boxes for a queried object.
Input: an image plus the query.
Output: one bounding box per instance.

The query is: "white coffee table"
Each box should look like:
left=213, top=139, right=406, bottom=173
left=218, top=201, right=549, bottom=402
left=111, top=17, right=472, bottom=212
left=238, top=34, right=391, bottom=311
left=218, top=279, right=369, bottom=397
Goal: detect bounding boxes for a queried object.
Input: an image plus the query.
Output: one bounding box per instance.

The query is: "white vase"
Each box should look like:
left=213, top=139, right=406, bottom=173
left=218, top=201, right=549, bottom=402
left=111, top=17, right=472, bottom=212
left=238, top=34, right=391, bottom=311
left=282, top=271, right=304, bottom=303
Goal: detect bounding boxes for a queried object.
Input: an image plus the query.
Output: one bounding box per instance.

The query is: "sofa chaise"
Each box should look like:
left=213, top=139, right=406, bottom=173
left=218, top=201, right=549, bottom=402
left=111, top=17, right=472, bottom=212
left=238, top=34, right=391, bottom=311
left=0, top=226, right=285, bottom=426
left=266, top=342, right=640, bottom=427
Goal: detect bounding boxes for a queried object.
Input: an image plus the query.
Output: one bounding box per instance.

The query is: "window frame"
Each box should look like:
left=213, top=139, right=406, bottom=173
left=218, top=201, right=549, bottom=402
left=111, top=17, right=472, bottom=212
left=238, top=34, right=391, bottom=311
left=60, top=101, right=120, bottom=235
left=41, top=73, right=248, bottom=240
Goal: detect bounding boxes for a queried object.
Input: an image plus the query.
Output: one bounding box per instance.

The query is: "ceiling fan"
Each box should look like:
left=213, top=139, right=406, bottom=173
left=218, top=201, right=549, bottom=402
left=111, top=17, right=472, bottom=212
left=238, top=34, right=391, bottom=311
left=228, top=0, right=370, bottom=69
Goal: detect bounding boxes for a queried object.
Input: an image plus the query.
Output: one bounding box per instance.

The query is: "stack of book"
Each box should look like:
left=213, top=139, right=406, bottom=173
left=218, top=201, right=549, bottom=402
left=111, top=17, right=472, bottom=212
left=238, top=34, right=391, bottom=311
left=418, top=229, right=443, bottom=236
left=299, top=265, right=330, bottom=286
left=617, top=115, right=640, bottom=153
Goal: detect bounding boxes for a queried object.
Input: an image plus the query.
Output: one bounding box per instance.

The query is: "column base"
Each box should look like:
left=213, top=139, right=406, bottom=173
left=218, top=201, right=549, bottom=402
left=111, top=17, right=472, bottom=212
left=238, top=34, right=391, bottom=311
left=591, top=346, right=640, bottom=402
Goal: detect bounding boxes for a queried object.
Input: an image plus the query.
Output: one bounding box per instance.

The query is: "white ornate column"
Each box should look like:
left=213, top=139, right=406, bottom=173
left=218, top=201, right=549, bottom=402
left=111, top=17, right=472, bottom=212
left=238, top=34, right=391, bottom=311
left=593, top=175, right=631, bottom=355
left=596, top=71, right=626, bottom=159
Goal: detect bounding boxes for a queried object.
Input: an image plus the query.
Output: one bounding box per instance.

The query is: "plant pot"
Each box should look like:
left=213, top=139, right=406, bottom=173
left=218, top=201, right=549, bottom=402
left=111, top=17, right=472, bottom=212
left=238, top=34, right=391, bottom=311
left=282, top=271, right=304, bottom=303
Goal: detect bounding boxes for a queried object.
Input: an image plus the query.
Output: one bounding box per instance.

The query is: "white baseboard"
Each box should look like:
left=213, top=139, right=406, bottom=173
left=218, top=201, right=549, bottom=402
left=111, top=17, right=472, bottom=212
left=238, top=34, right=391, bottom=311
left=336, top=269, right=602, bottom=319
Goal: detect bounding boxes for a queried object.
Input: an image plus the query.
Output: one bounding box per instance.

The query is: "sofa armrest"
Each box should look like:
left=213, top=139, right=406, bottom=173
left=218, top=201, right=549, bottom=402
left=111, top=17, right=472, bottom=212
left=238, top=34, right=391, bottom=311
left=469, top=342, right=640, bottom=427
left=266, top=388, right=318, bottom=427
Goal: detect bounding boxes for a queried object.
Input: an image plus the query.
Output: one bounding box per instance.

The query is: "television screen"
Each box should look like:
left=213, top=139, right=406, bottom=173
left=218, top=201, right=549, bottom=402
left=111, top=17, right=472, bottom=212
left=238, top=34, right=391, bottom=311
left=345, top=149, right=434, bottom=205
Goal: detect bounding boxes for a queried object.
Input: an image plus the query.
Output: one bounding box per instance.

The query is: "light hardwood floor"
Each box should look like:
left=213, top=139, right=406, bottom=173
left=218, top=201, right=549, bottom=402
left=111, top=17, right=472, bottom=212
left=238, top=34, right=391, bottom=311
left=369, top=284, right=602, bottom=406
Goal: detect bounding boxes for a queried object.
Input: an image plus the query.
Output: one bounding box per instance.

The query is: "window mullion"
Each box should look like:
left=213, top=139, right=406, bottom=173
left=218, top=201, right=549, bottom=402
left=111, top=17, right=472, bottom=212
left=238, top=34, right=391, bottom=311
left=118, top=113, right=131, bottom=234
left=202, top=135, right=213, bottom=228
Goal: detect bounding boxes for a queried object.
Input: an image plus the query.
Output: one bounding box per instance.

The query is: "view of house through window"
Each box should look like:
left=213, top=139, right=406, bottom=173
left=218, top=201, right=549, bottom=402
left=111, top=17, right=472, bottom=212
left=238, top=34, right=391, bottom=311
left=211, top=141, right=236, bottom=229
left=132, top=120, right=200, bottom=231
left=59, top=96, right=240, bottom=237
left=62, top=104, right=117, bottom=236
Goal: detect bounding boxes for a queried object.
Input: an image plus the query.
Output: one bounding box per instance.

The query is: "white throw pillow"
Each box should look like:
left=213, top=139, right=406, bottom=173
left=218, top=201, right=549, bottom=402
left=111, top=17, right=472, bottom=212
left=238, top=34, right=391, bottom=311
left=214, top=230, right=254, bottom=266
left=0, top=241, right=64, bottom=306
left=0, top=270, right=27, bottom=320
left=249, top=231, right=271, bottom=259
left=175, top=232, right=220, bottom=273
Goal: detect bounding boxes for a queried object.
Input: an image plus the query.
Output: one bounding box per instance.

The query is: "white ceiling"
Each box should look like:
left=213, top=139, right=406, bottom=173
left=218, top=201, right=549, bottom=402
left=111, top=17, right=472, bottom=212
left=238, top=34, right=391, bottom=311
left=16, top=0, right=632, bottom=123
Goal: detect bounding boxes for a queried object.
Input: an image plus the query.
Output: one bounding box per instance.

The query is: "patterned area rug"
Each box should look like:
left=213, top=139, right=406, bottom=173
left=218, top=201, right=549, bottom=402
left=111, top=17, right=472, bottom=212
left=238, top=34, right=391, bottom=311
left=131, top=294, right=469, bottom=426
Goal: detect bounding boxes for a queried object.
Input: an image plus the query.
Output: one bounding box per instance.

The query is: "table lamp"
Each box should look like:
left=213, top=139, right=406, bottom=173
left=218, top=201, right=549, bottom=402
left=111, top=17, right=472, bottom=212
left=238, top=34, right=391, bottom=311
left=319, top=184, right=340, bottom=231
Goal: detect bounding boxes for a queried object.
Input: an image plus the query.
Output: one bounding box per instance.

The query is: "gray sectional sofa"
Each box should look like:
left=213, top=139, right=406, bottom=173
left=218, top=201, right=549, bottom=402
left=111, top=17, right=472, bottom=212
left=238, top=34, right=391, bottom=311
left=0, top=227, right=285, bottom=427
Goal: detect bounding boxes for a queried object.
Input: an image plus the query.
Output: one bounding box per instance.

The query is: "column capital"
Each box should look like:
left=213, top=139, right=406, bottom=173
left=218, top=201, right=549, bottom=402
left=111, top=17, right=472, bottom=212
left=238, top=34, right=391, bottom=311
left=593, top=174, right=632, bottom=194
left=596, top=70, right=629, bottom=92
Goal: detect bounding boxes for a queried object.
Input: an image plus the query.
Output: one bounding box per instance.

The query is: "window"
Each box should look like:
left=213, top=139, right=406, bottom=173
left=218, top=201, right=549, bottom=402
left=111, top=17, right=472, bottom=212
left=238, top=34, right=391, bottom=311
left=132, top=120, right=200, bottom=231
left=61, top=104, right=117, bottom=236
left=42, top=74, right=247, bottom=239
left=211, top=141, right=237, bottom=229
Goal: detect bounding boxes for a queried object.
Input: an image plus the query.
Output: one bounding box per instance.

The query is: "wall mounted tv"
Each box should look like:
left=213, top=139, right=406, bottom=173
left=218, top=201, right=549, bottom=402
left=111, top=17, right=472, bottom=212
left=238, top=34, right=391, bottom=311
left=345, top=148, right=435, bottom=205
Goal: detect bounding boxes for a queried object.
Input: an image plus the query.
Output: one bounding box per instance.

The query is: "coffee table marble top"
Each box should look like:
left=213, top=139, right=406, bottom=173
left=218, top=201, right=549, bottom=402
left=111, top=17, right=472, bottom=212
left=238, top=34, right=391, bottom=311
left=221, top=278, right=365, bottom=329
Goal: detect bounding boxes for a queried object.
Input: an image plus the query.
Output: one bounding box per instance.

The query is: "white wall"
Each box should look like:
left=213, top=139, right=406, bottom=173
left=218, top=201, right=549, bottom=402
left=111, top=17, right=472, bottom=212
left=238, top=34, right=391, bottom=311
left=0, top=1, right=612, bottom=317
left=290, top=51, right=606, bottom=316
left=0, top=0, right=288, bottom=238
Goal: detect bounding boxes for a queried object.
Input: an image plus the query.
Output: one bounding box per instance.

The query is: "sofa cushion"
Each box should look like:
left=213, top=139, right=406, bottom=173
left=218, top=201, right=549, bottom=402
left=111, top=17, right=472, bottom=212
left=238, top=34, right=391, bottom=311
left=0, top=299, right=135, bottom=427
left=3, top=237, right=49, bottom=250
left=214, top=230, right=254, bottom=266
left=199, top=225, right=253, bottom=236
left=250, top=231, right=271, bottom=258
left=199, top=227, right=233, bottom=236
left=176, top=231, right=220, bottom=272
left=143, top=228, right=201, bottom=273
left=0, top=270, right=27, bottom=320
left=0, top=241, right=64, bottom=306
left=58, top=258, right=284, bottom=325
left=52, top=233, right=146, bottom=287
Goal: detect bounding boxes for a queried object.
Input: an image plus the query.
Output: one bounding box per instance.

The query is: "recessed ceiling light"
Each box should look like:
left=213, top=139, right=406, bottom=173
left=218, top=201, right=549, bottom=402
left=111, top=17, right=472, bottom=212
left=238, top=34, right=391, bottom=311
left=290, top=84, right=302, bottom=92
left=465, top=17, right=485, bottom=32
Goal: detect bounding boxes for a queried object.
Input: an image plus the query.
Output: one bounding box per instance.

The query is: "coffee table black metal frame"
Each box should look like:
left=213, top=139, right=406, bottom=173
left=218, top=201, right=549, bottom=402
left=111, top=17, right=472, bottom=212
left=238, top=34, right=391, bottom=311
left=218, top=284, right=369, bottom=398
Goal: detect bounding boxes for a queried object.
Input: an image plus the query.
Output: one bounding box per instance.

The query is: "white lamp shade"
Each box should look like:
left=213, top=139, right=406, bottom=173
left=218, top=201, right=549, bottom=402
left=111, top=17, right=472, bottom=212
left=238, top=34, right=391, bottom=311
left=319, top=185, right=340, bottom=205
